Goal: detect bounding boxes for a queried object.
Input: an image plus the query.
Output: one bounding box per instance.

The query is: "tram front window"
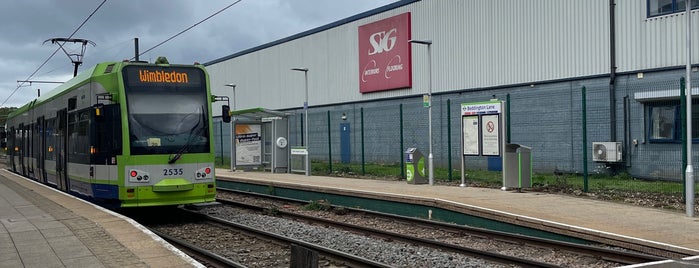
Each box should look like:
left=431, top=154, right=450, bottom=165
left=126, top=91, right=209, bottom=155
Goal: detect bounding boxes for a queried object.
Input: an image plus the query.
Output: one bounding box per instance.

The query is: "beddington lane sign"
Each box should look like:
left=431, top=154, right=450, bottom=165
left=461, top=100, right=503, bottom=156
left=460, top=100, right=506, bottom=188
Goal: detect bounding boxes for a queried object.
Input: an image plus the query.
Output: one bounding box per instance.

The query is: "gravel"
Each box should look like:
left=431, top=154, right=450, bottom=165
left=201, top=205, right=508, bottom=267
left=201, top=192, right=623, bottom=267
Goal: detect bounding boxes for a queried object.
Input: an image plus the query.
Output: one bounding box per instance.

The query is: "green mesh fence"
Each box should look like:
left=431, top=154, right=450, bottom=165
left=212, top=78, right=698, bottom=202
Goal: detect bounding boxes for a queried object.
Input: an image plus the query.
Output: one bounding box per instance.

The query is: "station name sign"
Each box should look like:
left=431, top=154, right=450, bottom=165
left=461, top=102, right=501, bottom=115
left=124, top=66, right=202, bottom=87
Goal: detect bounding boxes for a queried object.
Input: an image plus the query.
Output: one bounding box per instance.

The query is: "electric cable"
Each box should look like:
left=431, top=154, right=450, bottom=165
left=135, top=0, right=243, bottom=59
left=2, top=0, right=108, bottom=107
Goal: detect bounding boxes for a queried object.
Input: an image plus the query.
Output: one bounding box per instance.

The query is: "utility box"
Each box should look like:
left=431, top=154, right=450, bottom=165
left=405, top=148, right=428, bottom=184
left=503, top=144, right=532, bottom=189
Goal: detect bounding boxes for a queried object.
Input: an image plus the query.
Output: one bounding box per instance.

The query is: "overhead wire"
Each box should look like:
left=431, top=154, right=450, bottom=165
left=135, top=0, right=243, bottom=59
left=1, top=0, right=108, bottom=107
left=4, top=0, right=240, bottom=107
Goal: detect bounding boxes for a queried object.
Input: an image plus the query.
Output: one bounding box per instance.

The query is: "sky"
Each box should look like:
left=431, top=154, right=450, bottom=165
left=0, top=0, right=399, bottom=108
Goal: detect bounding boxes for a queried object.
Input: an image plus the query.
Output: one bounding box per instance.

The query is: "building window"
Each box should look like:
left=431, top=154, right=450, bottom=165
left=649, top=105, right=677, bottom=141
left=648, top=0, right=699, bottom=17
left=647, top=101, right=699, bottom=142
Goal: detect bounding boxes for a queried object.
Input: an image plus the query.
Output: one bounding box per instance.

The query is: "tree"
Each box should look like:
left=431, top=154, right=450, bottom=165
left=0, top=107, right=17, bottom=126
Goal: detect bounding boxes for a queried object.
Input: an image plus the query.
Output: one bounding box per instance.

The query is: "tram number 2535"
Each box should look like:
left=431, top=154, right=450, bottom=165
left=163, top=168, right=184, bottom=176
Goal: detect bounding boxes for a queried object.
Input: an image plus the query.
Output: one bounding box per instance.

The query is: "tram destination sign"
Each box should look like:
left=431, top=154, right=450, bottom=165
left=124, top=66, right=203, bottom=87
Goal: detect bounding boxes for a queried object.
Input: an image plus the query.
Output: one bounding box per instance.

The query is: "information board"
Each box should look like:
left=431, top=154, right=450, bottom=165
left=236, top=124, right=262, bottom=165
left=481, top=114, right=500, bottom=156
left=462, top=116, right=480, bottom=155
left=461, top=100, right=502, bottom=157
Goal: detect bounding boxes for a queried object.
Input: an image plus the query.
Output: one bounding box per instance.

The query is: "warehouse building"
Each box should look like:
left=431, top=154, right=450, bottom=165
left=206, top=0, right=699, bottom=180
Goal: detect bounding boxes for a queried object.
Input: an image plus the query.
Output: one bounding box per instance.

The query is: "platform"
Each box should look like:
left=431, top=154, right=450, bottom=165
left=215, top=169, right=699, bottom=260
left=0, top=169, right=201, bottom=268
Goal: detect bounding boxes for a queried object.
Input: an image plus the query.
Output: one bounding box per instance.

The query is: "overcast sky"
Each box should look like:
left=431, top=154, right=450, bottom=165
left=0, top=0, right=398, bottom=108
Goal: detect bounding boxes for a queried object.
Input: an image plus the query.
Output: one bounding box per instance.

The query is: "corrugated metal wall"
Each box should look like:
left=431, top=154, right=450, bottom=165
left=208, top=0, right=697, bottom=114
left=616, top=1, right=699, bottom=72
left=407, top=0, right=609, bottom=92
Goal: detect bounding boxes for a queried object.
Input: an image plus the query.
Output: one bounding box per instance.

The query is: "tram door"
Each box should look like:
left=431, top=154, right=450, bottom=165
left=55, top=109, right=69, bottom=191
left=18, top=123, right=26, bottom=176
left=37, top=117, right=45, bottom=183
left=9, top=127, right=16, bottom=171
left=27, top=122, right=35, bottom=179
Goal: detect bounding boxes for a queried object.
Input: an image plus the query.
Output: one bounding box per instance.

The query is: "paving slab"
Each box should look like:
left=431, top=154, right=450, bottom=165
left=0, top=169, right=202, bottom=268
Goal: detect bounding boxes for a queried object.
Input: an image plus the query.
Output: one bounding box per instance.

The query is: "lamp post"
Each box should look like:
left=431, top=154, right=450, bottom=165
left=225, top=83, right=236, bottom=171
left=409, top=39, right=434, bottom=186
left=291, top=68, right=310, bottom=176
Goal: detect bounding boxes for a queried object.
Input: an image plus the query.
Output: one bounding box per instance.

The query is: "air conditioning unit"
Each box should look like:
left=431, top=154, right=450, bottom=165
left=592, top=142, right=623, bottom=162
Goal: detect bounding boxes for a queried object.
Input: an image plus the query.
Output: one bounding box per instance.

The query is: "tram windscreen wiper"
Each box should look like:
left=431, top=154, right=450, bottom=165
left=168, top=106, right=205, bottom=164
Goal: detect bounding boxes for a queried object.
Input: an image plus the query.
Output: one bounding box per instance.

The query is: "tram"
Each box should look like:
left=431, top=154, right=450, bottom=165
left=4, top=57, right=230, bottom=207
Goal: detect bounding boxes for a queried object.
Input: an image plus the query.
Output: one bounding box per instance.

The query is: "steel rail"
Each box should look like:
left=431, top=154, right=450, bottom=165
left=148, top=228, right=246, bottom=268
left=215, top=188, right=668, bottom=265
left=197, top=211, right=393, bottom=268
left=212, top=196, right=558, bottom=268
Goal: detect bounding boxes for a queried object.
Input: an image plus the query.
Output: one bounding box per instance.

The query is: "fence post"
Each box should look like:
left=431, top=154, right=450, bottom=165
left=582, top=86, right=589, bottom=192
left=506, top=94, right=511, bottom=143
left=327, top=111, right=332, bottom=174
left=447, top=99, right=452, bottom=181
left=361, top=107, right=365, bottom=175
left=300, top=113, right=304, bottom=146
left=400, top=104, right=405, bottom=179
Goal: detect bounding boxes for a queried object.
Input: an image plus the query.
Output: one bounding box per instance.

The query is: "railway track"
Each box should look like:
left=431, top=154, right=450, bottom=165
left=204, top=201, right=558, bottom=267
left=140, top=208, right=394, bottom=267
left=213, top=188, right=667, bottom=266
left=149, top=228, right=246, bottom=268
left=199, top=212, right=394, bottom=267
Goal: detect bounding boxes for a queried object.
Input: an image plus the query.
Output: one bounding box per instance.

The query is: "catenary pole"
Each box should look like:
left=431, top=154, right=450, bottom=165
left=409, top=39, right=434, bottom=185
left=291, top=68, right=310, bottom=176
left=686, top=0, right=695, bottom=217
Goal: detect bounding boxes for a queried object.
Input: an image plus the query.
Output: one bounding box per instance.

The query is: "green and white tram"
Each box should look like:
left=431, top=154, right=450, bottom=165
left=4, top=58, right=230, bottom=207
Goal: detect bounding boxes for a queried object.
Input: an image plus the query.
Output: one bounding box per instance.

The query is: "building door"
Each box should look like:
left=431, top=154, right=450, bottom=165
left=340, top=123, right=350, bottom=163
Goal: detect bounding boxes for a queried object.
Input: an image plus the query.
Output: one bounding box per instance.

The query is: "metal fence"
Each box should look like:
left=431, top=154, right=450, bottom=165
left=213, top=77, right=698, bottom=198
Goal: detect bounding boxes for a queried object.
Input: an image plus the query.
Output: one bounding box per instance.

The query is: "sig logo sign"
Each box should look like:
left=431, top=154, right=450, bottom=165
left=358, top=13, right=411, bottom=93
left=368, top=29, right=397, bottom=55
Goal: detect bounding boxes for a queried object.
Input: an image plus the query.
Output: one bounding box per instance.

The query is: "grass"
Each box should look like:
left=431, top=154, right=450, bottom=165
left=303, top=200, right=332, bottom=211
left=215, top=157, right=695, bottom=194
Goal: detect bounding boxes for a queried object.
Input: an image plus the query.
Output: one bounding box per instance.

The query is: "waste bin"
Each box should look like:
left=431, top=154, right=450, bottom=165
left=405, top=148, right=428, bottom=184
left=503, top=144, right=532, bottom=189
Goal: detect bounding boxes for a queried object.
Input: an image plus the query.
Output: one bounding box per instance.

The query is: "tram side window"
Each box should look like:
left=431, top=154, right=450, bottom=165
left=22, top=125, right=28, bottom=158
left=8, top=127, right=15, bottom=156
left=45, top=118, right=55, bottom=161
left=68, top=110, right=91, bottom=164
left=14, top=128, right=20, bottom=156
left=93, top=104, right=122, bottom=158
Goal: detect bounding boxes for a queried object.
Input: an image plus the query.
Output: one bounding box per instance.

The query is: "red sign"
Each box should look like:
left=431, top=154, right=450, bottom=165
left=358, top=12, right=412, bottom=93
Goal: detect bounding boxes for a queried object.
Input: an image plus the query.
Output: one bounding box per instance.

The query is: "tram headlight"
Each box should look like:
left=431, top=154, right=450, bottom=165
left=128, top=169, right=150, bottom=183
left=195, top=167, right=213, bottom=180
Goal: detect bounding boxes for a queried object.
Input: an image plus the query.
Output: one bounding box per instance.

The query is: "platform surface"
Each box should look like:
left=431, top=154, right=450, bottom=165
left=0, top=169, right=200, bottom=268
left=215, top=168, right=699, bottom=258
